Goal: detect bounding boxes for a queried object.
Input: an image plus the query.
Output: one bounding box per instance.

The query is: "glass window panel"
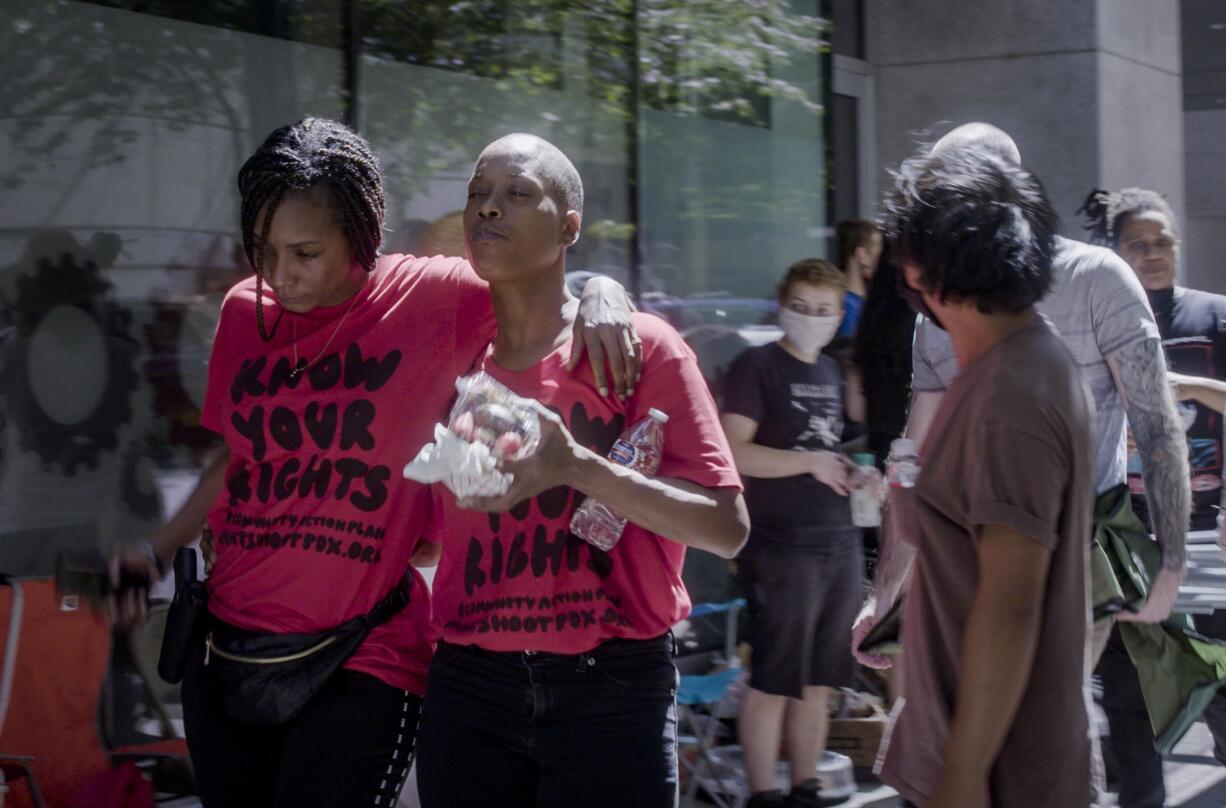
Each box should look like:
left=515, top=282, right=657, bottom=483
left=357, top=0, right=829, bottom=326
left=0, top=0, right=344, bottom=574
left=638, top=0, right=830, bottom=391
left=2, top=0, right=831, bottom=572
left=639, top=1, right=829, bottom=293
left=78, top=0, right=345, bottom=48
left=359, top=1, right=638, bottom=287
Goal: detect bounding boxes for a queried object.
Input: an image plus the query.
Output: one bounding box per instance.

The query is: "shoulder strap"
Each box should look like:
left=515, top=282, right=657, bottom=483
left=359, top=574, right=413, bottom=630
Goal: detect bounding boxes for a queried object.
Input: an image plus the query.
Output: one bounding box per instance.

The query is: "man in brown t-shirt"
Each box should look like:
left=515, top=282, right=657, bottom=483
left=875, top=146, right=1096, bottom=807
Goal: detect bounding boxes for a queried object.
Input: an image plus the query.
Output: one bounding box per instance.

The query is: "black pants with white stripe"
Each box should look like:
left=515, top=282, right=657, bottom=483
left=182, top=639, right=420, bottom=808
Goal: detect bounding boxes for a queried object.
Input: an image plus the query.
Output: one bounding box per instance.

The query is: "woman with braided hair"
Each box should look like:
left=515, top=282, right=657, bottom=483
left=109, top=117, right=640, bottom=807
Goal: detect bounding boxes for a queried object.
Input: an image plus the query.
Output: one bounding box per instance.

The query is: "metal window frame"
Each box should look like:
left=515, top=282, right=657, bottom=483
left=832, top=54, right=877, bottom=219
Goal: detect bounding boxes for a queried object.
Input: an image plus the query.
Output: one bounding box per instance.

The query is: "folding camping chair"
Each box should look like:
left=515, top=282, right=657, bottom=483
left=0, top=569, right=191, bottom=806
left=0, top=575, right=47, bottom=808
left=103, top=603, right=195, bottom=800
left=103, top=549, right=201, bottom=799
left=677, top=598, right=746, bottom=808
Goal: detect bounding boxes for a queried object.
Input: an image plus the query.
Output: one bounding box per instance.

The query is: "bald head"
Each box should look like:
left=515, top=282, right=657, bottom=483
left=931, top=122, right=1021, bottom=166
left=476, top=133, right=584, bottom=218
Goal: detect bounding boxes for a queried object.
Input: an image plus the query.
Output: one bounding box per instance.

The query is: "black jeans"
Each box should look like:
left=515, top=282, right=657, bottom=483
left=1098, top=625, right=1165, bottom=808
left=182, top=638, right=420, bottom=808
left=416, top=634, right=680, bottom=808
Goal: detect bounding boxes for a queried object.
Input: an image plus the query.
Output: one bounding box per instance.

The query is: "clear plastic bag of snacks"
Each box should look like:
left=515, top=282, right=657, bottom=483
left=403, top=372, right=541, bottom=499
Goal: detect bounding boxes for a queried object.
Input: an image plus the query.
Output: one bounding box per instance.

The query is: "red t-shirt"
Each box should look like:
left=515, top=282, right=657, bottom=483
left=200, top=254, right=495, bottom=694
left=430, top=313, right=742, bottom=654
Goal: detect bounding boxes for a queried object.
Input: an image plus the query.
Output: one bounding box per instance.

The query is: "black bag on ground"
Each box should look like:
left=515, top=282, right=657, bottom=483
left=202, top=578, right=411, bottom=726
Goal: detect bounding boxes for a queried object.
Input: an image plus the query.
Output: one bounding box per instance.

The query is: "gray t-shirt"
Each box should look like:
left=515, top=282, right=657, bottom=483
left=912, top=237, right=1159, bottom=494
left=880, top=319, right=1095, bottom=807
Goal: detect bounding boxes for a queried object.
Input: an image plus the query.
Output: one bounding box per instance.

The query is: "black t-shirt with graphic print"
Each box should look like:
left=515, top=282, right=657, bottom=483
left=723, top=343, right=857, bottom=551
left=1131, top=286, right=1226, bottom=531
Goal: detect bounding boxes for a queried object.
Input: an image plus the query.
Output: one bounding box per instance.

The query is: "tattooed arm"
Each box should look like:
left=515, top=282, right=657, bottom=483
left=1108, top=337, right=1191, bottom=622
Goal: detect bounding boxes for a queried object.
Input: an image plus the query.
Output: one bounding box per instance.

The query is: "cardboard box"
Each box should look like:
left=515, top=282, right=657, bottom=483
left=825, top=707, right=888, bottom=769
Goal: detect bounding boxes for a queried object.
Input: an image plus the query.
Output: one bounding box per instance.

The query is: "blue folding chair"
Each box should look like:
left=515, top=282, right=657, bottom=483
left=676, top=598, right=746, bottom=808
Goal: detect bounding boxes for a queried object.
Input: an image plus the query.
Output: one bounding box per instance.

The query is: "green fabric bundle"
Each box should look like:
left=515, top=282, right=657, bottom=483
left=1092, top=485, right=1226, bottom=753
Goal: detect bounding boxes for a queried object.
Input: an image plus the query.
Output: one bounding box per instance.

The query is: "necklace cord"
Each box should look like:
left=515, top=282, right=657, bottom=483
left=289, top=279, right=367, bottom=379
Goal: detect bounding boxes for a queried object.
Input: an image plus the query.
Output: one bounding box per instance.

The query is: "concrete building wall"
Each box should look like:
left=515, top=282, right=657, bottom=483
left=1182, top=1, right=1226, bottom=295
left=865, top=0, right=1184, bottom=241
left=1184, top=109, right=1226, bottom=293
left=1096, top=1, right=1185, bottom=254
left=1097, top=48, right=1185, bottom=221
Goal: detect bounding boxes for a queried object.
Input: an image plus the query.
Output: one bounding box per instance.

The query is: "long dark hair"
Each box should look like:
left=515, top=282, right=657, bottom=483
left=237, top=117, right=385, bottom=340
left=852, top=252, right=916, bottom=460
left=882, top=147, right=1058, bottom=315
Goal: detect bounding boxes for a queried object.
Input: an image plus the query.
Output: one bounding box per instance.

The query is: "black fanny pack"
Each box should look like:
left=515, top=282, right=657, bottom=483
left=202, top=577, right=412, bottom=726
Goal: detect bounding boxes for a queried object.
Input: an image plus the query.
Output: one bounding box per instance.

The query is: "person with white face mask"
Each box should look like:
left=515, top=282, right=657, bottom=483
left=720, top=259, right=869, bottom=808
left=777, top=306, right=842, bottom=356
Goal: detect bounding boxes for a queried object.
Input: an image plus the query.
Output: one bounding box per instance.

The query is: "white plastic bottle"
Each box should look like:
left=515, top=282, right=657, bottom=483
left=849, top=452, right=881, bottom=527
left=886, top=438, right=920, bottom=488
left=570, top=408, right=668, bottom=551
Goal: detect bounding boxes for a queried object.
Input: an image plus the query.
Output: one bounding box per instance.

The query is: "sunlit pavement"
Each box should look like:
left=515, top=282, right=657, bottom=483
left=842, top=718, right=1226, bottom=808
left=158, top=724, right=1223, bottom=808
left=1165, top=534, right=1226, bottom=805
left=685, top=719, right=1225, bottom=807
left=691, top=716, right=1226, bottom=804
left=1165, top=721, right=1226, bottom=807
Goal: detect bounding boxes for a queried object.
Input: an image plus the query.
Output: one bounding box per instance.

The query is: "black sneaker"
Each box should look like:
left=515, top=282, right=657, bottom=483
left=784, top=778, right=848, bottom=807
left=746, top=790, right=785, bottom=808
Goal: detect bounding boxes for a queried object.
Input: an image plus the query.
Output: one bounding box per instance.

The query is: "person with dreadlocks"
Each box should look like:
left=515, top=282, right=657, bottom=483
left=108, top=117, right=640, bottom=808
left=1082, top=187, right=1226, bottom=533
left=1081, top=186, right=1226, bottom=806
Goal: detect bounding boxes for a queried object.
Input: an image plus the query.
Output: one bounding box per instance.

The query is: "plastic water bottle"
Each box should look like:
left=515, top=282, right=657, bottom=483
left=570, top=408, right=668, bottom=551
left=849, top=452, right=881, bottom=527
left=886, top=438, right=919, bottom=489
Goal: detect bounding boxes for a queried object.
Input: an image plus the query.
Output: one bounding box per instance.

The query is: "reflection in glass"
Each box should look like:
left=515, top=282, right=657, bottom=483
left=357, top=0, right=828, bottom=341
left=0, top=7, right=349, bottom=794
left=0, top=1, right=347, bottom=572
